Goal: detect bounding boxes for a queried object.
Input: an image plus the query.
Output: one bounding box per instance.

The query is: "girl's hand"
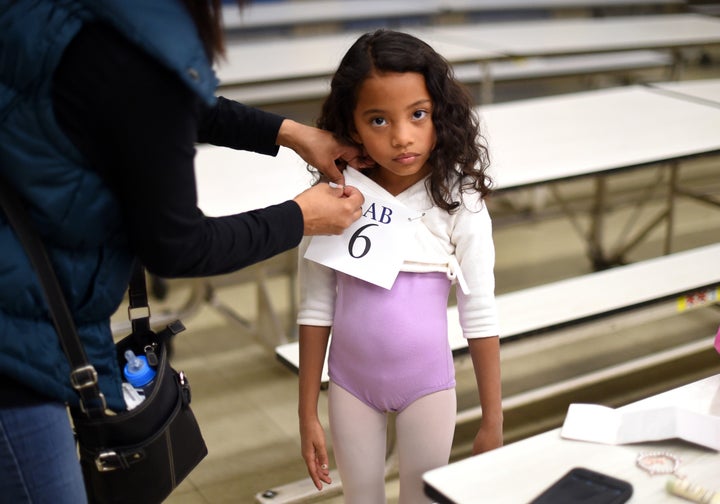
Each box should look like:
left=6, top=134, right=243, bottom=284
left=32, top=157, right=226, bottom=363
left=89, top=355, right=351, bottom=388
left=300, top=418, right=332, bottom=490
left=472, top=420, right=503, bottom=455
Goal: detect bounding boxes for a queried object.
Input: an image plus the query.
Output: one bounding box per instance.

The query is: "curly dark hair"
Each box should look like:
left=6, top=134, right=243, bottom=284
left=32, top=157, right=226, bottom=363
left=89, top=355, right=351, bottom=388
left=317, top=29, right=493, bottom=212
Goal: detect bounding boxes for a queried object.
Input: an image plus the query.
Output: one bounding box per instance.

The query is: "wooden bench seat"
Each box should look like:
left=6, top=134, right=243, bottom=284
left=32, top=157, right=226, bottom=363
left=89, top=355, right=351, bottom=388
left=218, top=50, right=672, bottom=105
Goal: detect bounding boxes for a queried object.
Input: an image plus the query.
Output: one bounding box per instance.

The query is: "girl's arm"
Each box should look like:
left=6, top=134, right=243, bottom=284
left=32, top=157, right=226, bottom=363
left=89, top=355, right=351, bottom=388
left=451, top=197, right=503, bottom=453
left=468, top=335, right=503, bottom=454
left=298, top=324, right=332, bottom=490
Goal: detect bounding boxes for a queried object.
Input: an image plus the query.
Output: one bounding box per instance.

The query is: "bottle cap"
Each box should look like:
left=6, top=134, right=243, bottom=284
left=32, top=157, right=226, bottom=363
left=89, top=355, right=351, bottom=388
left=123, top=350, right=156, bottom=388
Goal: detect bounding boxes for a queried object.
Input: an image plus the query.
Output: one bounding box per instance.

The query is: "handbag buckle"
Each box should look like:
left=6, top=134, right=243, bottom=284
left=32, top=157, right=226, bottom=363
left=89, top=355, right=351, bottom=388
left=79, top=392, right=108, bottom=416
left=70, top=364, right=108, bottom=415
left=127, top=305, right=151, bottom=321
left=70, top=365, right=98, bottom=390
left=95, top=449, right=144, bottom=472
left=95, top=451, right=122, bottom=472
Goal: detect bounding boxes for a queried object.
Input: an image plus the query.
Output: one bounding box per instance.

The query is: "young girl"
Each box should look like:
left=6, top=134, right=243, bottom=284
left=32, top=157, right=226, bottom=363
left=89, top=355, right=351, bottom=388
left=296, top=29, right=502, bottom=504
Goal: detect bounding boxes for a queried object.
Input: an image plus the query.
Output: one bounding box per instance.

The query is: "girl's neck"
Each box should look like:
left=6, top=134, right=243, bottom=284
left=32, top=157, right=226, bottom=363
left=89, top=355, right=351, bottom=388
left=366, top=166, right=429, bottom=196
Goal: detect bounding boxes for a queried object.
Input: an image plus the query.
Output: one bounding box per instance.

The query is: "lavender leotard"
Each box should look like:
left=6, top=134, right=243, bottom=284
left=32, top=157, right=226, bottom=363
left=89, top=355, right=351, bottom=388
left=328, top=271, right=455, bottom=413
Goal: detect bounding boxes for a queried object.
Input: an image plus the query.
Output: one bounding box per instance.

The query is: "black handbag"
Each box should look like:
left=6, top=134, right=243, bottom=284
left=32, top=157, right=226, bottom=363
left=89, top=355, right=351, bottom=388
left=0, top=179, right=207, bottom=504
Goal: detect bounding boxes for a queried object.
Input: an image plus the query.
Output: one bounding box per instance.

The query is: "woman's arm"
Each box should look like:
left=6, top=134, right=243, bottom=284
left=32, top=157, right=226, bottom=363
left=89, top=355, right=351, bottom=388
left=197, top=96, right=284, bottom=155
left=53, top=22, right=304, bottom=277
left=199, top=103, right=365, bottom=186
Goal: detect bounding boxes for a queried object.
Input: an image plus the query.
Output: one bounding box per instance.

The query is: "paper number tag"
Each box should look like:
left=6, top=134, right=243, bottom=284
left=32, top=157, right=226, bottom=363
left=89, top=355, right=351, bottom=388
left=304, top=192, right=418, bottom=289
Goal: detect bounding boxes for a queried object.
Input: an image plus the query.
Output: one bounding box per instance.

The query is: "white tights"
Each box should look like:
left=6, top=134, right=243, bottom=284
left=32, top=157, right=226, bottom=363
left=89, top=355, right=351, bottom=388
left=328, top=382, right=457, bottom=504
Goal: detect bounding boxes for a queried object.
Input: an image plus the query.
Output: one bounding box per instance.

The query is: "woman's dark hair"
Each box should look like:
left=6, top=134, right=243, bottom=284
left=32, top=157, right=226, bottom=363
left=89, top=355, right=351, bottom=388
left=180, top=0, right=248, bottom=64
left=318, top=29, right=493, bottom=211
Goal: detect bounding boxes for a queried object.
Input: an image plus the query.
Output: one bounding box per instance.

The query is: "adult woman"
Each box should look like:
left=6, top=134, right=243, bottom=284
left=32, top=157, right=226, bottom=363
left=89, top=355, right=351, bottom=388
left=0, top=0, right=363, bottom=501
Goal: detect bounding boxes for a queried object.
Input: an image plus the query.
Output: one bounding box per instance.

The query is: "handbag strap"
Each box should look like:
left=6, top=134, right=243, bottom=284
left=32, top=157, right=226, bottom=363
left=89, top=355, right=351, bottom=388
left=127, top=261, right=152, bottom=336
left=0, top=176, right=111, bottom=416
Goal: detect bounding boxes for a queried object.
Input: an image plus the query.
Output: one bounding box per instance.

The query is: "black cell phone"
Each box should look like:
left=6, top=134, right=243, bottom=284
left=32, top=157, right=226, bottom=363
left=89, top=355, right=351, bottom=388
left=528, top=467, right=633, bottom=504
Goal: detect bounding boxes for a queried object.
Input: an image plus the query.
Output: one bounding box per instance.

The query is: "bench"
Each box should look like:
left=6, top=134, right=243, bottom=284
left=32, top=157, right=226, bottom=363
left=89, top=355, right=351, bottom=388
left=222, top=1, right=688, bottom=37
left=689, top=3, right=720, bottom=17
left=217, top=13, right=720, bottom=106
left=217, top=50, right=673, bottom=105
left=262, top=243, right=720, bottom=503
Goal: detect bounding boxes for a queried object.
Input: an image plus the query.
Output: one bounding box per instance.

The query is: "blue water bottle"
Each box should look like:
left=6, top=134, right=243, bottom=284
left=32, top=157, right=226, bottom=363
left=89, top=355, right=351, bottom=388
left=123, top=350, right=157, bottom=406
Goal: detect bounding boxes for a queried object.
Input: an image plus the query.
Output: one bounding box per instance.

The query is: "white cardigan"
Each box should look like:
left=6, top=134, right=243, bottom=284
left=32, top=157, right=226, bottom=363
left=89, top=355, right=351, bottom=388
left=297, top=168, right=500, bottom=339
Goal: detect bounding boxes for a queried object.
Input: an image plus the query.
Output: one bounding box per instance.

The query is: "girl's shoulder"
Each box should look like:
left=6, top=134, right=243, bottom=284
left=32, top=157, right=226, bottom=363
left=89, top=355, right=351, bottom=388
left=452, top=179, right=487, bottom=214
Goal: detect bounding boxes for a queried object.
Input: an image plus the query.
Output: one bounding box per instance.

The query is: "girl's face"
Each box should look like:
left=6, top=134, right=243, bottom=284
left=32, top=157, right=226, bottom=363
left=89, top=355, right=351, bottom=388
left=352, top=71, right=436, bottom=195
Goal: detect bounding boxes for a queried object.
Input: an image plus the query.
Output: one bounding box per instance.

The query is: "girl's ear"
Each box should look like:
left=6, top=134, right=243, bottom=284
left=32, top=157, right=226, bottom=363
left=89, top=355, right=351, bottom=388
left=349, top=124, right=362, bottom=145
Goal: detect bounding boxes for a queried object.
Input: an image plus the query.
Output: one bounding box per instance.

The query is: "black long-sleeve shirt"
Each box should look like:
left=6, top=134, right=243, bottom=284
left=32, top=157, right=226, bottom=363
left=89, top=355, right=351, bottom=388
left=52, top=22, right=303, bottom=278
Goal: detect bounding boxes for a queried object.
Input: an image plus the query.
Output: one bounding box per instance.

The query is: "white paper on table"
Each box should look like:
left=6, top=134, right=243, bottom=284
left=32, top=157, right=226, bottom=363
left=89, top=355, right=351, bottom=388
left=560, top=403, right=720, bottom=451
left=304, top=168, right=422, bottom=290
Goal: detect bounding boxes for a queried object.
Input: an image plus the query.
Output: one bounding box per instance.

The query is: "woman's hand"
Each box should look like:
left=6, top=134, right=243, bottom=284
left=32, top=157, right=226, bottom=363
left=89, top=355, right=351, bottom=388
left=277, top=119, right=369, bottom=185
left=300, top=417, right=332, bottom=490
left=293, top=183, right=364, bottom=235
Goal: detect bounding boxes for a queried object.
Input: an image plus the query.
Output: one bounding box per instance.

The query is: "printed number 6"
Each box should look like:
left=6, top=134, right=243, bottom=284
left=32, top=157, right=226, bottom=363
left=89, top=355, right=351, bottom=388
left=348, top=223, right=378, bottom=259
